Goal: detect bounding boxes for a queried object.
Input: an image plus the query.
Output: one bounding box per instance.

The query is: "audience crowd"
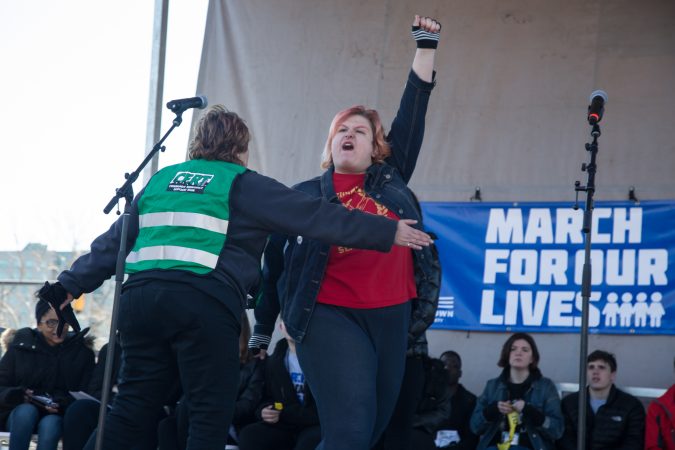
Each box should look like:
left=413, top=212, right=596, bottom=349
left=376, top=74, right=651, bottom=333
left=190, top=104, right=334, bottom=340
left=1, top=302, right=673, bottom=450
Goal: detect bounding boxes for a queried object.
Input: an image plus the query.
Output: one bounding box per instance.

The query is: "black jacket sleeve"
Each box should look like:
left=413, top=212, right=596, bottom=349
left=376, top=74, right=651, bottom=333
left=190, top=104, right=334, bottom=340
left=557, top=394, right=578, bottom=450
left=483, top=401, right=501, bottom=422
left=232, top=172, right=397, bottom=252
left=0, top=347, right=24, bottom=409
left=408, top=238, right=441, bottom=342
left=279, top=396, right=320, bottom=427
left=385, top=69, right=436, bottom=183
left=523, top=402, right=546, bottom=427
left=86, top=342, right=122, bottom=401
left=413, top=390, right=453, bottom=433
left=232, top=359, right=265, bottom=425
left=58, top=191, right=144, bottom=297
left=252, top=233, right=287, bottom=338
left=614, top=396, right=646, bottom=450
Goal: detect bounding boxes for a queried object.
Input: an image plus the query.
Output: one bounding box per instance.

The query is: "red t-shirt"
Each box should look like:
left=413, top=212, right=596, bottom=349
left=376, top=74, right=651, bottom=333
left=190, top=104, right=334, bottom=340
left=317, top=172, right=417, bottom=309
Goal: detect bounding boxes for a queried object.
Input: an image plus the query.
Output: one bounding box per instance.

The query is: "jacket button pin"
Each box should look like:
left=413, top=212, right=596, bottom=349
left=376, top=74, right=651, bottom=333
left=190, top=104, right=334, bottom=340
left=398, top=208, right=404, bottom=214
left=297, top=236, right=303, bottom=244
left=385, top=174, right=391, bottom=179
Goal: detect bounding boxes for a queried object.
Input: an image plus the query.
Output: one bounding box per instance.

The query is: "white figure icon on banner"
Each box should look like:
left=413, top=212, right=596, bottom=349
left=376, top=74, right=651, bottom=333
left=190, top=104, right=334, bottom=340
left=648, top=292, right=665, bottom=327
left=600, top=291, right=664, bottom=329
left=602, top=293, right=620, bottom=327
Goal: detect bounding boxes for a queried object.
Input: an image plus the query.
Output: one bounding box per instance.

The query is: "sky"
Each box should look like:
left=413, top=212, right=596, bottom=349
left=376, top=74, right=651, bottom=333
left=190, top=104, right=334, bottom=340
left=0, top=0, right=209, bottom=251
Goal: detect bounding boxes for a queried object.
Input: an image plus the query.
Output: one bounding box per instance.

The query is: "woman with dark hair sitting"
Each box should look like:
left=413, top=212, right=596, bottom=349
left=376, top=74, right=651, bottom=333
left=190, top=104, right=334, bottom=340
left=0, top=298, right=95, bottom=450
left=470, top=333, right=563, bottom=450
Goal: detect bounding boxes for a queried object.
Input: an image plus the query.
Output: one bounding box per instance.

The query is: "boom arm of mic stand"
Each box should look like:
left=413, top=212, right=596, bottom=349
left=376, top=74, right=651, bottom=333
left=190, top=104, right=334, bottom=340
left=94, top=112, right=183, bottom=450
left=103, top=113, right=182, bottom=214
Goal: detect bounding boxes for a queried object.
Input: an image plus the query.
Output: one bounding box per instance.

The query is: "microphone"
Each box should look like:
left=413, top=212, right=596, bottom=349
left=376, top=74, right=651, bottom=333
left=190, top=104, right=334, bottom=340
left=587, top=90, right=607, bottom=125
left=166, top=95, right=208, bottom=114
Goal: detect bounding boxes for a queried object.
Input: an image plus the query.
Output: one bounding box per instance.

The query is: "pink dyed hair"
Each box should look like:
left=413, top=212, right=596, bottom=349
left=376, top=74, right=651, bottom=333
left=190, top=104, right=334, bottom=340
left=320, top=105, right=391, bottom=170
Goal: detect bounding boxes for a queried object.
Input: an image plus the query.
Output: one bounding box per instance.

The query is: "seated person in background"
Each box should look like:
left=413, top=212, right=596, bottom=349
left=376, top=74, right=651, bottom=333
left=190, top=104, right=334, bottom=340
left=238, top=321, right=320, bottom=450
left=471, top=332, right=563, bottom=450
left=62, top=338, right=121, bottom=450
left=158, top=312, right=264, bottom=450
left=0, top=298, right=95, bottom=450
left=411, top=351, right=479, bottom=449
left=63, top=336, right=168, bottom=450
left=645, top=356, right=675, bottom=450
left=410, top=355, right=451, bottom=449
left=557, top=350, right=645, bottom=450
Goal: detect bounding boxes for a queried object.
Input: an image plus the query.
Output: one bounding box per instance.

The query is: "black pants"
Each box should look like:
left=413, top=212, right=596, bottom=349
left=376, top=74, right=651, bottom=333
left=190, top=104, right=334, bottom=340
left=410, top=428, right=438, bottom=450
left=157, top=400, right=192, bottom=450
left=373, top=355, right=426, bottom=450
left=63, top=399, right=99, bottom=450
left=65, top=399, right=160, bottom=450
left=87, top=280, right=241, bottom=450
left=296, top=302, right=410, bottom=450
left=238, top=422, right=321, bottom=450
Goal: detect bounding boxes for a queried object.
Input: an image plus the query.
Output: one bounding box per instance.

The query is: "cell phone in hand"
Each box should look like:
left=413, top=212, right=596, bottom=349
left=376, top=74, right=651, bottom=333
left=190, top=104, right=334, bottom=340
left=29, top=394, right=57, bottom=410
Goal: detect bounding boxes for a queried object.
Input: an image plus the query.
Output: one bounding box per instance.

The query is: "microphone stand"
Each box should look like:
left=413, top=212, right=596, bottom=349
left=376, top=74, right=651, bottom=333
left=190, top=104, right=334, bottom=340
left=573, top=122, right=601, bottom=450
left=94, top=111, right=184, bottom=450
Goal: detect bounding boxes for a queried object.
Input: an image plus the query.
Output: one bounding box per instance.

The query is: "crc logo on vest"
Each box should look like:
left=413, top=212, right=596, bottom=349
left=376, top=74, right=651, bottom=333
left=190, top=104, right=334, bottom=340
left=167, top=171, right=214, bottom=193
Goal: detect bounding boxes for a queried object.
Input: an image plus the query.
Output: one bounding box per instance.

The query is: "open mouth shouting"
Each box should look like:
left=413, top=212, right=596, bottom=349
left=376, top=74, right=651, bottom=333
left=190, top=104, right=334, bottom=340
left=341, top=141, right=355, bottom=151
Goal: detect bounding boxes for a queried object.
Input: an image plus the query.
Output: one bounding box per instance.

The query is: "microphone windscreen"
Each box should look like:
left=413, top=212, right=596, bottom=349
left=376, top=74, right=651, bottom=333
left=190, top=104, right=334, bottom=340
left=589, top=90, right=607, bottom=103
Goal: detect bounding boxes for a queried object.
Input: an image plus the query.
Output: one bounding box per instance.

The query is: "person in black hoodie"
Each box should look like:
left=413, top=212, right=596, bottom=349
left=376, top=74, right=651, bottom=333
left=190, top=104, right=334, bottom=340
left=0, top=298, right=95, bottom=450
left=411, top=351, right=478, bottom=449
left=238, top=322, right=320, bottom=450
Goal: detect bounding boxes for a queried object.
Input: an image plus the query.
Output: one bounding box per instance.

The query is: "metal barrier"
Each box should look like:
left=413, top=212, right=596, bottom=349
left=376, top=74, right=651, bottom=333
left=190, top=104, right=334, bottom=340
left=556, top=382, right=666, bottom=400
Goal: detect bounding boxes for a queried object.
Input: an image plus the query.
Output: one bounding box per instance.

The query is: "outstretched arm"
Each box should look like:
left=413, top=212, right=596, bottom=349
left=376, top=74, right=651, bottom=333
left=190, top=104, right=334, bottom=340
left=386, top=15, right=441, bottom=182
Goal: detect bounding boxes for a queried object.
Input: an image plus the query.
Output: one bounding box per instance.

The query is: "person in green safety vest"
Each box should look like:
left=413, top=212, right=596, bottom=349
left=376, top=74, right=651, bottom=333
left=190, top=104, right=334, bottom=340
left=44, top=105, right=432, bottom=450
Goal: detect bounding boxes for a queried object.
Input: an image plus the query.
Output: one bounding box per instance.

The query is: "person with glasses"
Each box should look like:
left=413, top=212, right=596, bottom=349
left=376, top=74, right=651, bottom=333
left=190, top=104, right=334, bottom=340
left=0, top=298, right=95, bottom=450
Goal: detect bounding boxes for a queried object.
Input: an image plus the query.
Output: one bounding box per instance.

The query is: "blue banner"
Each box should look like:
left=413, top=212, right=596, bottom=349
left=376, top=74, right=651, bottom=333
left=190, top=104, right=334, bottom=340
left=422, top=201, right=675, bottom=334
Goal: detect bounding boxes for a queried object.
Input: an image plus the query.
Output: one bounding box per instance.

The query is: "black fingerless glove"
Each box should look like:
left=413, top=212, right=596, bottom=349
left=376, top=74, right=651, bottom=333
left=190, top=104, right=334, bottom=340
left=523, top=403, right=546, bottom=426
left=38, top=281, right=81, bottom=336
left=484, top=401, right=502, bottom=421
left=411, top=22, right=441, bottom=49
left=248, top=333, right=271, bottom=356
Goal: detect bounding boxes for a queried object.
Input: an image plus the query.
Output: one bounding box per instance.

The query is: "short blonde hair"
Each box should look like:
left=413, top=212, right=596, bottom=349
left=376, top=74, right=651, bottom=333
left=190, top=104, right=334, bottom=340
left=320, top=105, right=391, bottom=170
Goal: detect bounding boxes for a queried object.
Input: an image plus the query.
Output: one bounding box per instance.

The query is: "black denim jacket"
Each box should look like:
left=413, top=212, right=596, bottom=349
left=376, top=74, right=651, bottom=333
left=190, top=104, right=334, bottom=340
left=254, top=69, right=439, bottom=343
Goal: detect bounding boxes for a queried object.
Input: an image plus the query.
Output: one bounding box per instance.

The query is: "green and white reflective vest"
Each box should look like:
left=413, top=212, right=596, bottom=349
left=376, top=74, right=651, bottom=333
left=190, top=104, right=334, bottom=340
left=125, top=159, right=247, bottom=275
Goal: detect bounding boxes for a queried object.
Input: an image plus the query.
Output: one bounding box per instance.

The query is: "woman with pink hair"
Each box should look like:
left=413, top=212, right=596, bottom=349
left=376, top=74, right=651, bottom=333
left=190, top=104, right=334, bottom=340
left=250, top=14, right=442, bottom=450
